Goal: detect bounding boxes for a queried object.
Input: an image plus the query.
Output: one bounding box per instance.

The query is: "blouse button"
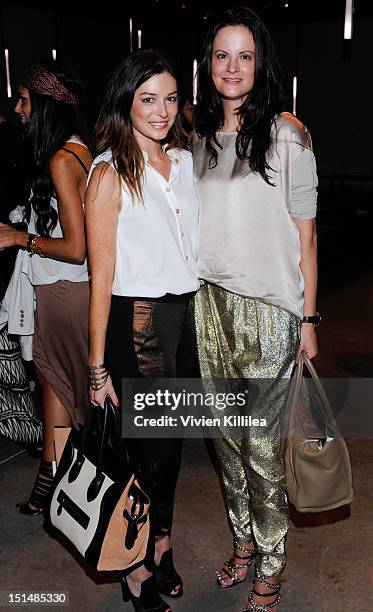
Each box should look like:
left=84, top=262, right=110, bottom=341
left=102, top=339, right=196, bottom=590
left=185, top=255, right=189, bottom=261
left=166, top=187, right=171, bottom=192
left=181, top=232, right=184, bottom=237
left=176, top=208, right=180, bottom=214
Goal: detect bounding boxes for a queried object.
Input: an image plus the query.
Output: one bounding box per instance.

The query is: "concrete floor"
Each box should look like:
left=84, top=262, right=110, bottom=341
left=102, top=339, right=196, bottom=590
left=1, top=271, right=372, bottom=612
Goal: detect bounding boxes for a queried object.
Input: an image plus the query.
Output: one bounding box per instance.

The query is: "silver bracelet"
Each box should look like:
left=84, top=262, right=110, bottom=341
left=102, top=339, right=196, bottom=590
left=87, top=364, right=109, bottom=391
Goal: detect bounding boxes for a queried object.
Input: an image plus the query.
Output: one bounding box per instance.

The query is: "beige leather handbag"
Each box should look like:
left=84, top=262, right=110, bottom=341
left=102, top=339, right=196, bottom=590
left=283, top=352, right=354, bottom=513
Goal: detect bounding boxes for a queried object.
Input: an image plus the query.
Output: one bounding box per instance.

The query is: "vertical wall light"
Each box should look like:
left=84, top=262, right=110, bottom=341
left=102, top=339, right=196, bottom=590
left=52, top=12, right=59, bottom=63
left=292, top=75, right=297, bottom=116
left=4, top=49, right=12, bottom=97
left=344, top=0, right=354, bottom=40
left=137, top=30, right=142, bottom=49
left=192, top=59, right=198, bottom=105
left=129, top=17, right=133, bottom=52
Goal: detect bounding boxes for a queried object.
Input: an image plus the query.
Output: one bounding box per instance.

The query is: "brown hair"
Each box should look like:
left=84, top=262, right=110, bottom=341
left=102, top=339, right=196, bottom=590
left=95, top=49, right=187, bottom=201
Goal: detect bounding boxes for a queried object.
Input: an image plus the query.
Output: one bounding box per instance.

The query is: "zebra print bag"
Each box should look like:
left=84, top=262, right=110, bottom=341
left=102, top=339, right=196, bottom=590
left=0, top=324, right=42, bottom=444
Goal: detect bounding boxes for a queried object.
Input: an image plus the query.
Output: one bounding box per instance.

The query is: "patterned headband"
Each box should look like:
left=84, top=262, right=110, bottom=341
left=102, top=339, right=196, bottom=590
left=22, top=66, right=78, bottom=106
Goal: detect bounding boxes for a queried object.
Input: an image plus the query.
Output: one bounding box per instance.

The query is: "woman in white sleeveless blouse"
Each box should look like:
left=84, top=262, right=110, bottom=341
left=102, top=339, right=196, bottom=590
left=86, top=50, right=199, bottom=612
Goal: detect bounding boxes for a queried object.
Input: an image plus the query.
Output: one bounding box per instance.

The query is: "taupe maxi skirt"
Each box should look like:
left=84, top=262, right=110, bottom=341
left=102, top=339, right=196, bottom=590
left=33, top=280, right=90, bottom=428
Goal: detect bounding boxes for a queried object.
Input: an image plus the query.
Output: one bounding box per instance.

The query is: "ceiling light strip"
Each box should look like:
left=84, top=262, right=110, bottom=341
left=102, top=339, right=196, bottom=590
left=344, top=0, right=353, bottom=40
left=193, top=59, right=198, bottom=106
left=4, top=48, right=11, bottom=97
left=292, top=75, right=297, bottom=116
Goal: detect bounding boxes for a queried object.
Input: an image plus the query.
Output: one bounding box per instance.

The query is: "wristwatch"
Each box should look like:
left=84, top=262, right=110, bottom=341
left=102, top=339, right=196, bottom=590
left=302, top=312, right=321, bottom=326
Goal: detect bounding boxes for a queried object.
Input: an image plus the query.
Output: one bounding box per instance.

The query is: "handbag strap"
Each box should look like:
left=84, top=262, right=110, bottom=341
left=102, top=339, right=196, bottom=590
left=77, top=403, right=97, bottom=460
left=96, top=397, right=128, bottom=472
left=69, top=399, right=130, bottom=496
left=280, top=358, right=302, bottom=453
left=282, top=352, right=335, bottom=452
left=77, top=398, right=127, bottom=466
left=300, top=353, right=335, bottom=425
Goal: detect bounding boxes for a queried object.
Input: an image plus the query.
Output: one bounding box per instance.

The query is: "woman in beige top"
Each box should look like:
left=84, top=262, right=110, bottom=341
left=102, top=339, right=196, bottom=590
left=193, top=7, right=318, bottom=611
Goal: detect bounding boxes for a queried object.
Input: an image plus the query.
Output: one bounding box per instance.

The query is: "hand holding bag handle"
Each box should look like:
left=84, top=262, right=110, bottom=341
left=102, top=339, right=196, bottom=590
left=69, top=398, right=127, bottom=489
left=97, top=397, right=128, bottom=464
left=87, top=398, right=129, bottom=501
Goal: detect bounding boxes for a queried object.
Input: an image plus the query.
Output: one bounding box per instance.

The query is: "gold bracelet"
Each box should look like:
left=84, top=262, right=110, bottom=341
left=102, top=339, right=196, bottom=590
left=26, top=233, right=37, bottom=254
left=32, top=235, right=46, bottom=257
left=30, top=235, right=39, bottom=255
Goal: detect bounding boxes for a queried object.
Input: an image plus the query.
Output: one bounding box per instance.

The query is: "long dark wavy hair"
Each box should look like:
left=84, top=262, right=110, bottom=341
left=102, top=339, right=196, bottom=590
left=22, top=59, right=90, bottom=236
left=196, top=6, right=285, bottom=183
left=95, top=49, right=187, bottom=201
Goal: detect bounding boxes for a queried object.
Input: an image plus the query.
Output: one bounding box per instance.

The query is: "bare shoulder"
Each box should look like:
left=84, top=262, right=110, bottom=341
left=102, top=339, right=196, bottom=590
left=49, top=148, right=73, bottom=171
left=89, top=161, right=117, bottom=188
left=86, top=162, right=121, bottom=206
left=50, top=142, right=91, bottom=174
left=275, top=112, right=310, bottom=147
left=49, top=149, right=83, bottom=174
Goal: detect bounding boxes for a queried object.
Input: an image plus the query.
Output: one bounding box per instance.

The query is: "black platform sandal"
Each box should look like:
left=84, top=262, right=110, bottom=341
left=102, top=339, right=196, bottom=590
left=120, top=574, right=172, bottom=612
left=16, top=459, right=53, bottom=517
left=154, top=548, right=183, bottom=598
left=243, top=570, right=281, bottom=611
left=217, top=541, right=257, bottom=588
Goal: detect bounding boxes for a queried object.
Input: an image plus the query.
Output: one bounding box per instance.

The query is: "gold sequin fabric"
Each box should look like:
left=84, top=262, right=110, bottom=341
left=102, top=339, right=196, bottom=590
left=194, top=283, right=300, bottom=576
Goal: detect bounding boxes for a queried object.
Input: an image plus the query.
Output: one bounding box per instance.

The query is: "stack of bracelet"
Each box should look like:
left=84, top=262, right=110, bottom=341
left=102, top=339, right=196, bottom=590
left=87, top=364, right=109, bottom=391
left=26, top=233, right=46, bottom=256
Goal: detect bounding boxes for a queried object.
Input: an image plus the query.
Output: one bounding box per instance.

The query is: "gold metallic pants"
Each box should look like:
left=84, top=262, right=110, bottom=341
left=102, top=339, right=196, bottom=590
left=194, top=283, right=300, bottom=576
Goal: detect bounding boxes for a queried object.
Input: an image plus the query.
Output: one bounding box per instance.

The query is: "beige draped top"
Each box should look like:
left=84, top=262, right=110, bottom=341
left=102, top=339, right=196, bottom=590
left=193, top=113, right=318, bottom=319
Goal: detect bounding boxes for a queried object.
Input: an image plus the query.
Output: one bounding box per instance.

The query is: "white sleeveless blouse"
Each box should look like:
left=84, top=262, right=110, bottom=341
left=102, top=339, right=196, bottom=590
left=89, top=147, right=200, bottom=297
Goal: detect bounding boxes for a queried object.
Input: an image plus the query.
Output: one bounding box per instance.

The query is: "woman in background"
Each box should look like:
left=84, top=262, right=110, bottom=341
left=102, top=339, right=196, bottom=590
left=85, top=50, right=199, bottom=611
left=0, top=59, right=92, bottom=515
left=194, top=8, right=318, bottom=611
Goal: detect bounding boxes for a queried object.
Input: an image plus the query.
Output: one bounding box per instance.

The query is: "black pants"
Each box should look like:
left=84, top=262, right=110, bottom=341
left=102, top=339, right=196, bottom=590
left=105, top=294, right=195, bottom=570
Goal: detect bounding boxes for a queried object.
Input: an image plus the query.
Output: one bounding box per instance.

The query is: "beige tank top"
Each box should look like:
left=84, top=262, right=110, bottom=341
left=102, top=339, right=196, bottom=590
left=193, top=114, right=318, bottom=319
